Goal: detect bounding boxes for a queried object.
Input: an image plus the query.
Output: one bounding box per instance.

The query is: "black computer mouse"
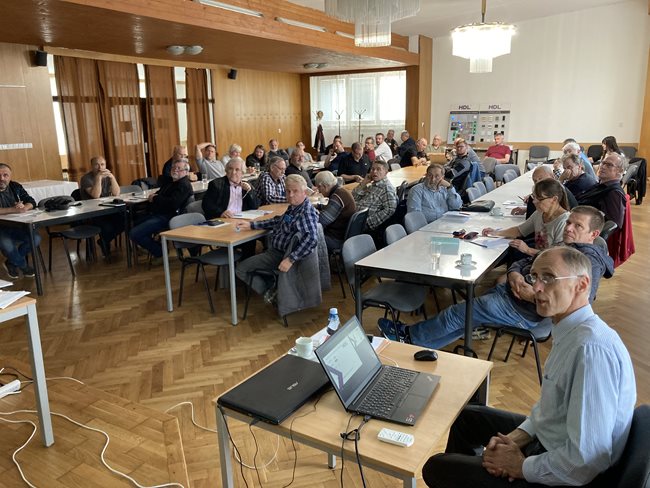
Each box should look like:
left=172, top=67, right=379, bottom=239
left=112, top=198, right=125, bottom=204
left=414, top=349, right=438, bottom=361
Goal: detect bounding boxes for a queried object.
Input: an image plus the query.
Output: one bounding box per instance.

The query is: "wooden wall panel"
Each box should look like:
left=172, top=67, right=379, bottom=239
left=638, top=47, right=650, bottom=160
left=211, top=68, right=302, bottom=156
left=405, top=36, right=433, bottom=140
left=0, top=42, right=60, bottom=181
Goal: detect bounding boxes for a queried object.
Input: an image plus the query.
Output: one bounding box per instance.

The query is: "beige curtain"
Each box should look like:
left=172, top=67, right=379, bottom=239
left=54, top=56, right=104, bottom=184
left=145, top=65, right=179, bottom=177
left=185, top=68, right=211, bottom=167
left=96, top=60, right=145, bottom=185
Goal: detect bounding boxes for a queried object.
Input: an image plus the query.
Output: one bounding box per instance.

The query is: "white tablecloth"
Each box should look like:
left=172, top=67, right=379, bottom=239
left=21, top=180, right=79, bottom=204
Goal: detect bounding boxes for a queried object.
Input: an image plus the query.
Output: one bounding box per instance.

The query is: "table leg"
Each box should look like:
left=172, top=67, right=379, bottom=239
left=403, top=477, right=416, bottom=488
left=123, top=207, right=132, bottom=268
left=354, top=265, right=363, bottom=324
left=228, top=245, right=238, bottom=326
left=217, top=407, right=234, bottom=488
left=29, top=225, right=43, bottom=296
left=463, top=283, right=475, bottom=357
left=162, top=236, right=173, bottom=312
left=25, top=303, right=53, bottom=446
left=476, top=375, right=490, bottom=405
left=328, top=453, right=336, bottom=469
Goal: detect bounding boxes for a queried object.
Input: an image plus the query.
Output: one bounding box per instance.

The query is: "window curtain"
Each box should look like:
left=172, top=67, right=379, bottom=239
left=54, top=56, right=104, bottom=184
left=54, top=56, right=146, bottom=185
left=96, top=60, right=145, bottom=185
left=185, top=68, right=211, bottom=167
left=145, top=65, right=179, bottom=177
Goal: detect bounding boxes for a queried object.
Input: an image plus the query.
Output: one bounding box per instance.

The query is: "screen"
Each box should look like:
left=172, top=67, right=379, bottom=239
left=316, top=317, right=382, bottom=408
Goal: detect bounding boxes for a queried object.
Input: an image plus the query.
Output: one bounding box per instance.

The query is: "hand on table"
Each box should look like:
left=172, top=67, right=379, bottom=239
left=234, top=220, right=251, bottom=231
left=222, top=210, right=235, bottom=218
left=511, top=207, right=526, bottom=216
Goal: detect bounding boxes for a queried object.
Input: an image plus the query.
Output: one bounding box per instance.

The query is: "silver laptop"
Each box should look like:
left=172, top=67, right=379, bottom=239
left=315, top=317, right=440, bottom=426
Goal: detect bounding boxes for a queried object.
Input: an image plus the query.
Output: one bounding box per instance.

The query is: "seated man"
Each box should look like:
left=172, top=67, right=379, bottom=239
left=285, top=150, right=313, bottom=188
left=425, top=134, right=446, bottom=154
left=221, top=143, right=242, bottom=166
left=352, top=160, right=398, bottom=233
left=0, top=163, right=39, bottom=278
left=422, top=246, right=635, bottom=488
left=558, top=152, right=597, bottom=198
left=363, top=137, right=376, bottom=163
left=400, top=137, right=428, bottom=167
left=444, top=138, right=479, bottom=193
left=337, top=142, right=371, bottom=183
left=562, top=139, right=596, bottom=179
left=256, top=156, right=287, bottom=205
left=397, top=130, right=416, bottom=158
left=384, top=129, right=399, bottom=156
left=202, top=158, right=258, bottom=219
left=323, top=139, right=348, bottom=174
left=577, top=152, right=626, bottom=229
left=407, top=164, right=462, bottom=223
left=374, top=132, right=392, bottom=163
left=485, top=132, right=511, bottom=164
left=195, top=142, right=225, bottom=179
left=79, top=156, right=123, bottom=257
left=323, top=135, right=342, bottom=156
left=161, top=145, right=198, bottom=181
left=235, top=174, right=319, bottom=301
left=130, top=160, right=193, bottom=259
left=295, top=141, right=314, bottom=164
left=268, top=139, right=289, bottom=161
left=313, top=171, right=357, bottom=250
left=378, top=206, right=614, bottom=349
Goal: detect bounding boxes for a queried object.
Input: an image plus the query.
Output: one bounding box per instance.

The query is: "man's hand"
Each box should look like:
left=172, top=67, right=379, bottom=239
left=482, top=227, right=496, bottom=237
left=278, top=257, right=293, bottom=273
left=482, top=433, right=526, bottom=481
left=234, top=220, right=251, bottom=231
left=354, top=175, right=363, bottom=183
left=221, top=210, right=234, bottom=218
left=241, top=181, right=251, bottom=192
left=14, top=202, right=28, bottom=213
left=188, top=172, right=198, bottom=182
left=508, top=273, right=535, bottom=302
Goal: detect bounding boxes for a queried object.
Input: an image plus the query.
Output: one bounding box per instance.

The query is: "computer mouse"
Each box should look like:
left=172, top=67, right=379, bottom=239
left=112, top=198, right=124, bottom=204
left=414, top=349, right=438, bottom=361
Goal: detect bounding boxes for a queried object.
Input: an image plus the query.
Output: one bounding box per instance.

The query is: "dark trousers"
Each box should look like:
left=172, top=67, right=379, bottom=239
left=92, top=213, right=125, bottom=255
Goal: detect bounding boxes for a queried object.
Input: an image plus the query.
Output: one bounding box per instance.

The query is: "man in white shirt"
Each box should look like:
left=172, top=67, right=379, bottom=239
left=374, top=132, right=392, bottom=163
left=422, top=246, right=636, bottom=488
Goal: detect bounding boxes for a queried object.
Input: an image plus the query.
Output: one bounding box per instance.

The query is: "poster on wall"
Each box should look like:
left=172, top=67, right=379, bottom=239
left=447, top=103, right=511, bottom=144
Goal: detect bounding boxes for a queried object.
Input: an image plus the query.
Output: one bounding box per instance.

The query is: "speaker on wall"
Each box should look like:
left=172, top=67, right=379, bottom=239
left=227, top=69, right=238, bottom=80
left=33, top=50, right=48, bottom=67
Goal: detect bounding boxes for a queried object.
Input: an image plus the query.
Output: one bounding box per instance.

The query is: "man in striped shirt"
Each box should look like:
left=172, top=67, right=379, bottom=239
left=235, top=174, right=318, bottom=301
left=256, top=156, right=287, bottom=205
left=352, top=160, right=397, bottom=232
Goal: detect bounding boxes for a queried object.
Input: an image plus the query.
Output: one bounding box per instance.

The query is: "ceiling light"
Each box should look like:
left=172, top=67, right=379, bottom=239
left=275, top=17, right=326, bottom=32
left=325, top=0, right=420, bottom=48
left=166, top=45, right=185, bottom=56
left=316, top=63, right=329, bottom=69
left=166, top=45, right=204, bottom=56
left=196, top=0, right=263, bottom=18
left=184, top=45, right=203, bottom=55
left=451, top=0, right=516, bottom=73
left=303, top=63, right=319, bottom=69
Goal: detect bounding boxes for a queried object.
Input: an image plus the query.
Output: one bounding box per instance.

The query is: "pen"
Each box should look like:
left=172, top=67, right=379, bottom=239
left=467, top=240, right=488, bottom=248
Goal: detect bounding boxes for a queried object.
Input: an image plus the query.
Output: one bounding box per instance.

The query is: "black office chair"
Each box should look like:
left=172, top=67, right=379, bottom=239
left=600, top=221, right=618, bottom=241
left=331, top=208, right=369, bottom=298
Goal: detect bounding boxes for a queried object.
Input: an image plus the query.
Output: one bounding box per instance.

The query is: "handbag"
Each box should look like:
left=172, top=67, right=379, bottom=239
left=461, top=199, right=495, bottom=212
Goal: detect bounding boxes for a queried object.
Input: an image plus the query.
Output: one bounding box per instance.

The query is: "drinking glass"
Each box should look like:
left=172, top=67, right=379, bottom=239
left=430, top=240, right=442, bottom=268
left=201, top=174, right=208, bottom=188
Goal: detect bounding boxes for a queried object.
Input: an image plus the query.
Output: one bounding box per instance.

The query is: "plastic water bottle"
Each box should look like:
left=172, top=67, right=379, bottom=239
left=326, top=308, right=340, bottom=337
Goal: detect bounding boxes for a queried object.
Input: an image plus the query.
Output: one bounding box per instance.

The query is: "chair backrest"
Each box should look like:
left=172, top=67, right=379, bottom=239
left=71, top=189, right=82, bottom=201
left=473, top=181, right=487, bottom=196
left=384, top=223, right=406, bottom=245
left=185, top=199, right=204, bottom=216
left=620, top=146, right=637, bottom=160
left=483, top=175, right=496, bottom=192
left=131, top=177, right=159, bottom=190
left=120, top=185, right=143, bottom=195
left=342, top=234, right=376, bottom=287
left=621, top=164, right=638, bottom=187
left=466, top=187, right=481, bottom=202
left=344, top=208, right=369, bottom=240
left=396, top=181, right=408, bottom=201
left=178, top=194, right=195, bottom=214
left=594, top=236, right=608, bottom=253
left=503, top=171, right=517, bottom=184
left=608, top=404, right=650, bottom=488
left=404, top=211, right=427, bottom=234
left=587, top=144, right=603, bottom=162
left=528, top=145, right=550, bottom=160
left=494, top=164, right=520, bottom=182
left=600, top=220, right=618, bottom=241
left=390, top=162, right=401, bottom=171
left=169, top=212, right=205, bottom=250
left=482, top=157, right=498, bottom=175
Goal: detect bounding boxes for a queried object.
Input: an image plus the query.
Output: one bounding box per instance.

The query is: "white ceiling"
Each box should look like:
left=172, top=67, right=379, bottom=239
left=290, top=0, right=633, bottom=38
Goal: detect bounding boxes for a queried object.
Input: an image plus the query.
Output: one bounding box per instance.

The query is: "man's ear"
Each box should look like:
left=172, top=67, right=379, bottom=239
left=576, top=275, right=591, bottom=295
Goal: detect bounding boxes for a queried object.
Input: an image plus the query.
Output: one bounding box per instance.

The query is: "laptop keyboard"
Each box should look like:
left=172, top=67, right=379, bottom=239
left=357, top=367, right=418, bottom=417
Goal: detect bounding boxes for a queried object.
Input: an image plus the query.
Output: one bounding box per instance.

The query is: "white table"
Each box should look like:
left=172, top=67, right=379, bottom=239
left=0, top=297, right=53, bottom=446
left=21, top=180, right=78, bottom=204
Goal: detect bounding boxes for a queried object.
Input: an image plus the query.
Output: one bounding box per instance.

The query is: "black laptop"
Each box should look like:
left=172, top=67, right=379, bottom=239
left=217, top=354, right=329, bottom=425
left=315, top=316, right=440, bottom=426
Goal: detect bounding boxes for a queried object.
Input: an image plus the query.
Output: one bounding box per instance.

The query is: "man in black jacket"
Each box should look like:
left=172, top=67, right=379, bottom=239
left=202, top=158, right=258, bottom=219
left=130, top=160, right=193, bottom=258
left=0, top=163, right=39, bottom=278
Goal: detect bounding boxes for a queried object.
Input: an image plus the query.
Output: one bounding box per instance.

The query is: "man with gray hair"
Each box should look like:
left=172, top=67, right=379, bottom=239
left=352, top=160, right=398, bottom=233
left=314, top=170, right=356, bottom=250
left=577, top=152, right=626, bottom=229
left=558, top=152, right=597, bottom=198
left=221, top=143, right=242, bottom=166
left=257, top=156, right=287, bottom=205
left=235, top=174, right=319, bottom=302
left=202, top=158, right=257, bottom=220
left=422, top=246, right=634, bottom=488
left=562, top=138, right=596, bottom=179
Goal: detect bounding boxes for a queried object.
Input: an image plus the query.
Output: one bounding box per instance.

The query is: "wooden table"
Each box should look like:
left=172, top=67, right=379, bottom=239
left=159, top=204, right=287, bottom=325
left=215, top=341, right=492, bottom=488
left=0, top=297, right=53, bottom=446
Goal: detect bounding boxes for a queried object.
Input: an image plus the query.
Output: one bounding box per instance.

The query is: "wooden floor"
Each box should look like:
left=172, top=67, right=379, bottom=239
left=0, top=201, right=648, bottom=488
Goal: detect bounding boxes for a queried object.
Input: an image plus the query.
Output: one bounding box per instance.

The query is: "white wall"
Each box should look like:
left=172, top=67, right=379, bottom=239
left=430, top=1, right=650, bottom=144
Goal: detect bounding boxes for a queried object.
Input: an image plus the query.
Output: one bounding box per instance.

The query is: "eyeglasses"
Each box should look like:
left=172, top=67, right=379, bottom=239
left=525, top=274, right=581, bottom=286
left=531, top=195, right=551, bottom=202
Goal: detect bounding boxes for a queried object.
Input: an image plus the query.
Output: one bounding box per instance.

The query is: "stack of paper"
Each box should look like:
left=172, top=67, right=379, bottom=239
left=0, top=290, right=30, bottom=309
left=233, top=210, right=274, bottom=220
left=0, top=279, right=12, bottom=288
left=471, top=237, right=509, bottom=249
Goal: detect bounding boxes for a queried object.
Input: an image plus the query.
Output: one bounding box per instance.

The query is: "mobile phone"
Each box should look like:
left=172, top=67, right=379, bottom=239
left=452, top=229, right=466, bottom=237
left=463, top=232, right=479, bottom=240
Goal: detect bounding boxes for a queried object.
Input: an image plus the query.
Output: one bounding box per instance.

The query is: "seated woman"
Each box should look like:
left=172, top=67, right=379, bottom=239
left=245, top=144, right=267, bottom=170
left=483, top=179, right=570, bottom=257
left=593, top=135, right=626, bottom=167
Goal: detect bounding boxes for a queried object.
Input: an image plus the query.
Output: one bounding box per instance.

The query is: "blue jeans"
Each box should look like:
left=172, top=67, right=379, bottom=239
left=129, top=214, right=169, bottom=257
left=0, top=227, right=41, bottom=268
left=409, top=284, right=541, bottom=349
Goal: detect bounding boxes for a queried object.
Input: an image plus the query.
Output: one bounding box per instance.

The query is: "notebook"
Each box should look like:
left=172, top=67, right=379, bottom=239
left=315, top=317, right=440, bottom=426
left=217, top=354, right=329, bottom=425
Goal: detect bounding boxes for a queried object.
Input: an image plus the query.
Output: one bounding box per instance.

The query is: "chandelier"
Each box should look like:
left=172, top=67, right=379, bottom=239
left=325, top=0, right=420, bottom=48
left=451, top=0, right=516, bottom=73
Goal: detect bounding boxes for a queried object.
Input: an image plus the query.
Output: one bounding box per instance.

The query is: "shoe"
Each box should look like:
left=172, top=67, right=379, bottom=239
left=263, top=288, right=277, bottom=305
left=20, top=265, right=35, bottom=278
left=472, top=326, right=491, bottom=340
left=378, top=318, right=408, bottom=342
left=3, top=262, right=19, bottom=279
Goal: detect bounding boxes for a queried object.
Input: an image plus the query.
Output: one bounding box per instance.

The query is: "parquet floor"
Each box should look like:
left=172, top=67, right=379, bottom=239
left=0, top=200, right=648, bottom=488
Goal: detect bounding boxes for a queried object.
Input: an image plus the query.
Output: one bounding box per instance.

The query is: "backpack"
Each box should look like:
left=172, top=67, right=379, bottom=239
left=41, top=196, right=73, bottom=212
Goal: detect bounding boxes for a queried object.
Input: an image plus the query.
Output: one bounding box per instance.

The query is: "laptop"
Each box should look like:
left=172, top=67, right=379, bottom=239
left=315, top=317, right=440, bottom=426
left=217, top=354, right=329, bottom=425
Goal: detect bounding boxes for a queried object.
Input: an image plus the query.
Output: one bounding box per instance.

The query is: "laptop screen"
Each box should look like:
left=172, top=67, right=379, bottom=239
left=315, top=316, right=382, bottom=409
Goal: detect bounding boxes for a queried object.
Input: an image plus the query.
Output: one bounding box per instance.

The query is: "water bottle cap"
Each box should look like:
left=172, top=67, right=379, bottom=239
left=329, top=307, right=338, bottom=314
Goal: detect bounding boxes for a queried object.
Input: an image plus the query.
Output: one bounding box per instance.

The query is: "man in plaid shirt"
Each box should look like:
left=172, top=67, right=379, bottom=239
left=352, top=160, right=398, bottom=231
left=235, top=174, right=318, bottom=301
left=257, top=156, right=287, bottom=205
